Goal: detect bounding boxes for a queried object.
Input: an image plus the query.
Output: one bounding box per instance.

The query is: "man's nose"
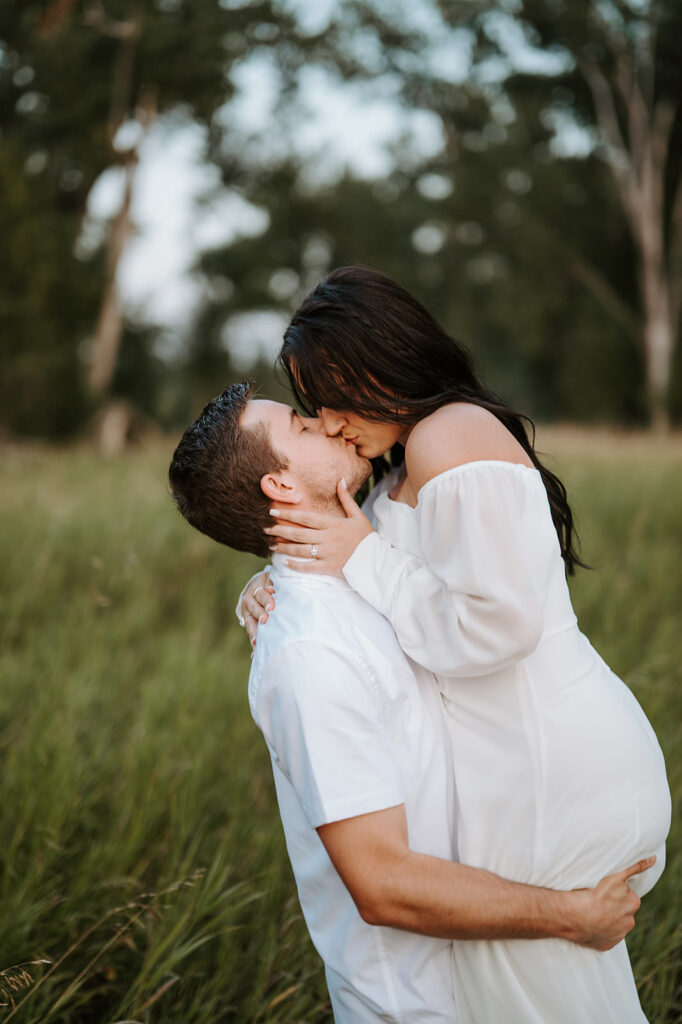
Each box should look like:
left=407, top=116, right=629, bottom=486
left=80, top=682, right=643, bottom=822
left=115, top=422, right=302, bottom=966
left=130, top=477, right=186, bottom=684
left=318, top=407, right=345, bottom=436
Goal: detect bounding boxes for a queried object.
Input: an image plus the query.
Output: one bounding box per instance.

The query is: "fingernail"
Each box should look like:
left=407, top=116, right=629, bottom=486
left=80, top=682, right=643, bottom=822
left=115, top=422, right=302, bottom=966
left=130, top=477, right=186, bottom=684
left=269, top=509, right=281, bottom=517
left=263, top=527, right=272, bottom=534
left=267, top=604, right=274, bottom=611
left=341, top=477, right=347, bottom=489
left=260, top=615, right=267, bottom=623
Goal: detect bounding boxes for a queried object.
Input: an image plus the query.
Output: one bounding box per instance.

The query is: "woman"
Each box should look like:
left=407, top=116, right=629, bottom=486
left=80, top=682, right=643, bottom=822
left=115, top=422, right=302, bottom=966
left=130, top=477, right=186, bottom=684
left=240, top=266, right=671, bottom=1023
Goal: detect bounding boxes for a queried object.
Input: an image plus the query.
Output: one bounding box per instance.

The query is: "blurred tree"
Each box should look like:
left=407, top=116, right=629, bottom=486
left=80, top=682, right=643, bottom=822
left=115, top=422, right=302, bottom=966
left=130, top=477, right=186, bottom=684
left=504, top=0, right=682, bottom=429
left=338, top=0, right=682, bottom=426
left=0, top=136, right=103, bottom=436
left=0, top=0, right=319, bottom=442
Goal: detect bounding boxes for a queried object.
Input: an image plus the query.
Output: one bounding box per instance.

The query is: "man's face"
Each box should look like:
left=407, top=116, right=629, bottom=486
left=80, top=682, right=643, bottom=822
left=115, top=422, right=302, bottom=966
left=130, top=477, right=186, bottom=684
left=241, top=399, right=372, bottom=509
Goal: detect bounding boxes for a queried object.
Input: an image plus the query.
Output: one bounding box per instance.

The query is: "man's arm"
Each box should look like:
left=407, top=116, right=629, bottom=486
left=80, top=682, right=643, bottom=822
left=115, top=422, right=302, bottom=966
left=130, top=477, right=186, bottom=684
left=318, top=805, right=652, bottom=951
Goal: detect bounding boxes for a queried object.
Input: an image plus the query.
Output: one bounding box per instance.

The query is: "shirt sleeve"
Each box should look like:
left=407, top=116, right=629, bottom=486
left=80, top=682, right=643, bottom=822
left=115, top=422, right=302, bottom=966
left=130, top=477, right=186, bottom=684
left=343, top=464, right=555, bottom=678
left=254, top=641, right=405, bottom=829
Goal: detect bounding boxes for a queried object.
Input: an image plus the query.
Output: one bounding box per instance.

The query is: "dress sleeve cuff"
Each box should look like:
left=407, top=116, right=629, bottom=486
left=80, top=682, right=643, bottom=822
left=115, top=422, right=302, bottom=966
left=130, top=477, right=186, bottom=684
left=343, top=532, right=418, bottom=619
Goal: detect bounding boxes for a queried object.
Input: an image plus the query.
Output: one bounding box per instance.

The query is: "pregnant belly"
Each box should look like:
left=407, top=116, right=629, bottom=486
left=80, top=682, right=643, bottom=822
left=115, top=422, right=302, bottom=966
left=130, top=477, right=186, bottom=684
left=443, top=629, right=671, bottom=892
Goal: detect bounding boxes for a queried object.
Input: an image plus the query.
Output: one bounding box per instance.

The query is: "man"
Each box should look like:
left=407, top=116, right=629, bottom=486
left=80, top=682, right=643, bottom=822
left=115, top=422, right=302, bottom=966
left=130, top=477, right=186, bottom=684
left=169, top=382, right=650, bottom=1023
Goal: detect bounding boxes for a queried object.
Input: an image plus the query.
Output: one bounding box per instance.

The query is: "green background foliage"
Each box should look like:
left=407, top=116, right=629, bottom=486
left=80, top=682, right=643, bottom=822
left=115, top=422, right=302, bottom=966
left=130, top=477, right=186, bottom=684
left=0, top=435, right=680, bottom=1021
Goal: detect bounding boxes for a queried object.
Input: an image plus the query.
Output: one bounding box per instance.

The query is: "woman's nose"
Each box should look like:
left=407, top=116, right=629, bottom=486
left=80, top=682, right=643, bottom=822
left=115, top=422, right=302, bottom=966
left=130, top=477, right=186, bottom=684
left=318, top=408, right=345, bottom=436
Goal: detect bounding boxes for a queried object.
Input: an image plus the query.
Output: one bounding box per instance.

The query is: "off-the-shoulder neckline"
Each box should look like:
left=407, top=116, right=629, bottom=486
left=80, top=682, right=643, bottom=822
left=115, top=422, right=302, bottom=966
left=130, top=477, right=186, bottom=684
left=380, top=459, right=542, bottom=511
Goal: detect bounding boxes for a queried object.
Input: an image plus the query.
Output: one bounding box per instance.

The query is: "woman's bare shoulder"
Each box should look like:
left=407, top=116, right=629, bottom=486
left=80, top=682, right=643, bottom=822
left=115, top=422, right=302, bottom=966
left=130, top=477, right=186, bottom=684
left=404, top=403, right=533, bottom=493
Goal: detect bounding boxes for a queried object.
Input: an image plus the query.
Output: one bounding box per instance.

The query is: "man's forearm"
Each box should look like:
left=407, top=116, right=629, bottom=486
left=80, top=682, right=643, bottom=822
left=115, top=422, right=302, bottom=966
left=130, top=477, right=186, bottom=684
left=362, top=849, right=577, bottom=941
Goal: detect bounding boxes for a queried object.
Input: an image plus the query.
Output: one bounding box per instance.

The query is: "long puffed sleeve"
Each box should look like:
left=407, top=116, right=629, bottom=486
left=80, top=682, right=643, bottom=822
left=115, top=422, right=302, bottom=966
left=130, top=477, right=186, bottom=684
left=343, top=463, right=557, bottom=678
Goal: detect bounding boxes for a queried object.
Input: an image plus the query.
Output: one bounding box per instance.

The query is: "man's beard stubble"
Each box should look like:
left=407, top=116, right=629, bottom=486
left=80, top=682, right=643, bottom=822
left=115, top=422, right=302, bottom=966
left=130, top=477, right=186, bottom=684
left=300, top=460, right=371, bottom=514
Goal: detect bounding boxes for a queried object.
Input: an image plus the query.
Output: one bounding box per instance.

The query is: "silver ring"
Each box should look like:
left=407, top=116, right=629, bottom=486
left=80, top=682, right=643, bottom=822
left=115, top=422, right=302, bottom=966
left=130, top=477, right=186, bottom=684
left=310, top=544, right=318, bottom=559
left=253, top=586, right=266, bottom=600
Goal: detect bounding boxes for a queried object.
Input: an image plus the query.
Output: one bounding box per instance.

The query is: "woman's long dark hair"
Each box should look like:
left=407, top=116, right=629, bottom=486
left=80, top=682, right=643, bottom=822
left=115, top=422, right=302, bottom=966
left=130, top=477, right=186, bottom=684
left=279, top=265, right=585, bottom=575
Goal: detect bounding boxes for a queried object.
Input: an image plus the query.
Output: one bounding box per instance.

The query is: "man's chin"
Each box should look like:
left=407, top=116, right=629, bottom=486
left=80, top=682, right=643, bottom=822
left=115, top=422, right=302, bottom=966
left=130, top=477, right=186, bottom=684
left=347, top=460, right=372, bottom=496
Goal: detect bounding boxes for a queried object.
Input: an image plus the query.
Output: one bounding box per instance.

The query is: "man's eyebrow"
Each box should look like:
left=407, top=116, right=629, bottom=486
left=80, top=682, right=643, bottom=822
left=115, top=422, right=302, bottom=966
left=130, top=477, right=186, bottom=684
left=289, top=407, right=302, bottom=433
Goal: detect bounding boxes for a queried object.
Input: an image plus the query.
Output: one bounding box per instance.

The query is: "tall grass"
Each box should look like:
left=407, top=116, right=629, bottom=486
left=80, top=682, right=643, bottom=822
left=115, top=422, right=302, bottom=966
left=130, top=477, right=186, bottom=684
left=0, top=434, right=680, bottom=1022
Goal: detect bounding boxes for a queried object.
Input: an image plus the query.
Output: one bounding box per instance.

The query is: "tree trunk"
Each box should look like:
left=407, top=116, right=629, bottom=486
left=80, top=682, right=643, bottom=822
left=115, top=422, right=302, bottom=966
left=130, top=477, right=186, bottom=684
left=581, top=35, right=678, bottom=432
left=81, top=14, right=158, bottom=448
left=86, top=153, right=135, bottom=397
left=638, top=224, right=674, bottom=433
left=631, top=99, right=676, bottom=434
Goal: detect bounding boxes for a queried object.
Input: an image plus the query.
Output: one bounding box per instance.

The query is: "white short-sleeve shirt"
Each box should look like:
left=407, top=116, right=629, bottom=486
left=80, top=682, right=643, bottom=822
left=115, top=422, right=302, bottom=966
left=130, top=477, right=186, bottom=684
left=249, top=556, right=458, bottom=1024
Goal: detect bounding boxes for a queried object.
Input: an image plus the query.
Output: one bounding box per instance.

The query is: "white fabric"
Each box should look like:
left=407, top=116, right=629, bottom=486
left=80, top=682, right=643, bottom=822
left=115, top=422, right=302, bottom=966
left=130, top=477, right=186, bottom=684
left=345, top=461, right=671, bottom=1024
left=249, top=556, right=459, bottom=1024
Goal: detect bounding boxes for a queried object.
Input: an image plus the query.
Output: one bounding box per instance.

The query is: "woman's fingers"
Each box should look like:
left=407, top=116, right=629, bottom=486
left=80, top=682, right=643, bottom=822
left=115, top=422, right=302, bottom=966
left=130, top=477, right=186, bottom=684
left=270, top=508, right=327, bottom=528
left=265, top=524, right=319, bottom=544
left=244, top=612, right=259, bottom=644
left=254, top=586, right=275, bottom=611
left=286, top=558, right=329, bottom=574
left=272, top=542, right=317, bottom=558
left=244, top=592, right=271, bottom=621
left=242, top=571, right=274, bottom=609
left=337, top=478, right=361, bottom=516
left=240, top=571, right=276, bottom=649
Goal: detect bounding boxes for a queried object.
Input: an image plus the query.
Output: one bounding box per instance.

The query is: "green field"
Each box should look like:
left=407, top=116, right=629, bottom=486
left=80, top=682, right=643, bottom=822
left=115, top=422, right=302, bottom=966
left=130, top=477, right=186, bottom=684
left=1, top=433, right=681, bottom=1023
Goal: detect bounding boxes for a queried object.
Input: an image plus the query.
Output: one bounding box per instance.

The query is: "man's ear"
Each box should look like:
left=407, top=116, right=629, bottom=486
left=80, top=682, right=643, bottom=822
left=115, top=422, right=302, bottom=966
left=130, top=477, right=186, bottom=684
left=260, top=472, right=303, bottom=506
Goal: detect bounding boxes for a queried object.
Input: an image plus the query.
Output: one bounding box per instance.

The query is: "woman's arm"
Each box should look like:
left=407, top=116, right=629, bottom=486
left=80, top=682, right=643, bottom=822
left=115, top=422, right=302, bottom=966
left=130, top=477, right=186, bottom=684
left=342, top=487, right=548, bottom=679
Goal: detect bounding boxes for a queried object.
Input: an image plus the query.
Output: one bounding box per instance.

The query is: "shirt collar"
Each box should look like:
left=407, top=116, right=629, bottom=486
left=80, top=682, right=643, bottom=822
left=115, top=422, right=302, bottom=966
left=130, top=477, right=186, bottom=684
left=270, top=553, right=350, bottom=589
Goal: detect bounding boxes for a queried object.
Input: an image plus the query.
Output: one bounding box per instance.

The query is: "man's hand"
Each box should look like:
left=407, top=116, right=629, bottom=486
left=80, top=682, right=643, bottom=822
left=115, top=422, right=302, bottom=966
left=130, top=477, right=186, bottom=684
left=238, top=572, right=275, bottom=647
left=264, top=479, right=374, bottom=576
left=565, top=857, right=656, bottom=951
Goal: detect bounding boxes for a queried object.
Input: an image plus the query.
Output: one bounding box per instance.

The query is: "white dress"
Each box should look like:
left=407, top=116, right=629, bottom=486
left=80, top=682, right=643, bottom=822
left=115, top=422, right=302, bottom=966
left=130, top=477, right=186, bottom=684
left=343, top=461, right=671, bottom=1024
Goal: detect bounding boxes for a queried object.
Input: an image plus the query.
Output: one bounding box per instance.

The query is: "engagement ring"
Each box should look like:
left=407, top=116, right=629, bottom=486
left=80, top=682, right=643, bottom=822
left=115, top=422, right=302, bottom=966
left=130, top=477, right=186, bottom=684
left=310, top=544, right=319, bottom=559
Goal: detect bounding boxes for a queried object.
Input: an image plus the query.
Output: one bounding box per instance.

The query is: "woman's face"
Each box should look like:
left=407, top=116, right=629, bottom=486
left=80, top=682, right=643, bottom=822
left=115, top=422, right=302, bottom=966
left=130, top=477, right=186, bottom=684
left=316, top=407, right=408, bottom=459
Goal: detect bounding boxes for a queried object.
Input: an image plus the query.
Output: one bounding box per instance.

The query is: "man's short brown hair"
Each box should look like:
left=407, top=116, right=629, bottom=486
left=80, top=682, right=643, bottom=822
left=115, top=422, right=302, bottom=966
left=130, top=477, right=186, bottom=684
left=169, top=382, right=286, bottom=557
